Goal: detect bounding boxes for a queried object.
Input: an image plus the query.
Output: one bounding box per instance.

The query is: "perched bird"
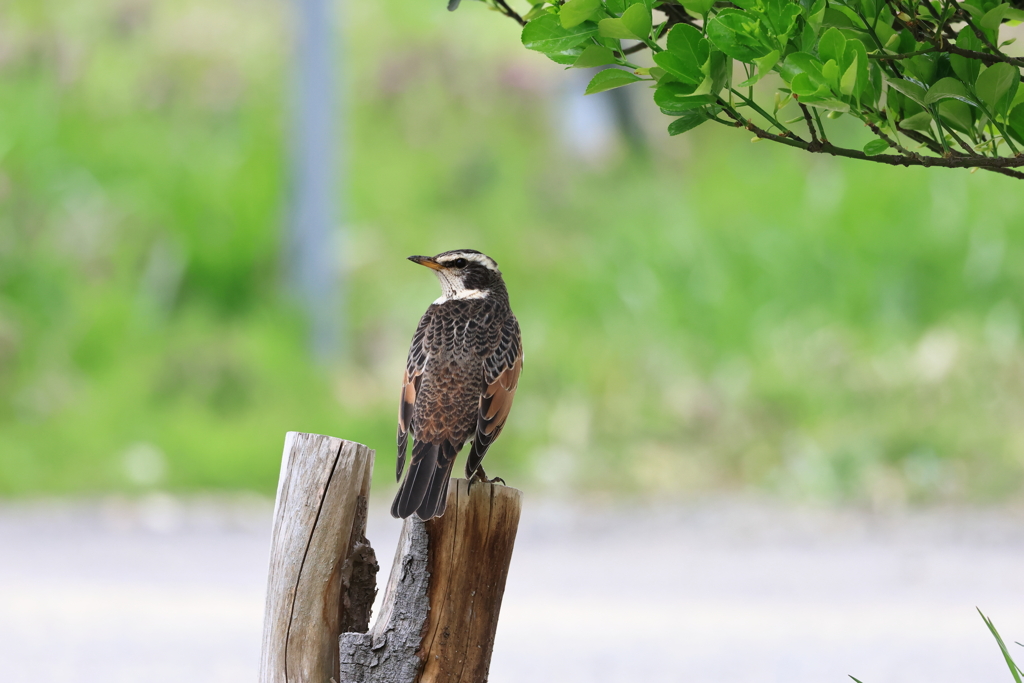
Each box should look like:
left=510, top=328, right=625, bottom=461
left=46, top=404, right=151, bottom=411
left=391, top=249, right=523, bottom=520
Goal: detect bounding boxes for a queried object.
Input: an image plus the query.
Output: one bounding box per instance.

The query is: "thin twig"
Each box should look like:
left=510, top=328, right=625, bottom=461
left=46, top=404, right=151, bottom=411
left=493, top=0, right=526, bottom=26
left=799, top=103, right=822, bottom=151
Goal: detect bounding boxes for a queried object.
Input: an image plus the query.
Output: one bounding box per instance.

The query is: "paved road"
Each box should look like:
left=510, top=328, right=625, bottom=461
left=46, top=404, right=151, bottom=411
left=1, top=494, right=1023, bottom=683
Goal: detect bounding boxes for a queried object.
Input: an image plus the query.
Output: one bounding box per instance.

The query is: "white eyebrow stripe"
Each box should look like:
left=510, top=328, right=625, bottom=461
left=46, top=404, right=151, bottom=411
left=436, top=252, right=499, bottom=272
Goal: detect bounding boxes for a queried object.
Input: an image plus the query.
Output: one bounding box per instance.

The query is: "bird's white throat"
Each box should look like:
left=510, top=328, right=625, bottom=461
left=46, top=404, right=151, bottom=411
left=434, top=288, right=489, bottom=305
left=432, top=270, right=490, bottom=304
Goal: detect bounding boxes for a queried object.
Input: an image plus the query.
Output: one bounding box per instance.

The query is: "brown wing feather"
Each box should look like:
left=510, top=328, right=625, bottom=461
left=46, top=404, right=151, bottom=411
left=397, top=313, right=431, bottom=481
left=466, top=316, right=522, bottom=477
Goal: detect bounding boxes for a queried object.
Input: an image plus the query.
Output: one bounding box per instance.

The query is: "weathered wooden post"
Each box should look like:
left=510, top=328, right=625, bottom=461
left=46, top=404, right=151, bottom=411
left=260, top=432, right=522, bottom=683
left=340, top=479, right=522, bottom=683
left=260, top=433, right=378, bottom=683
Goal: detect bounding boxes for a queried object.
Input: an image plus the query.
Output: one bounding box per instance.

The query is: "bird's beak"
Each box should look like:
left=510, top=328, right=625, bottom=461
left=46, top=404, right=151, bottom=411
left=408, top=255, right=445, bottom=271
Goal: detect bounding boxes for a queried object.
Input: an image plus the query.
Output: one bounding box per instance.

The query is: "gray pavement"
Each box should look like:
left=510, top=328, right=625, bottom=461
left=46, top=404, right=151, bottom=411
left=1, top=494, right=1023, bottom=683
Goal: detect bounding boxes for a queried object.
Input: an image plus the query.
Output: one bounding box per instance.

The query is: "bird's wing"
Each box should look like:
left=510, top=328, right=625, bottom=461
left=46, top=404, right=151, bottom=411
left=396, top=312, right=431, bottom=481
left=466, top=314, right=523, bottom=477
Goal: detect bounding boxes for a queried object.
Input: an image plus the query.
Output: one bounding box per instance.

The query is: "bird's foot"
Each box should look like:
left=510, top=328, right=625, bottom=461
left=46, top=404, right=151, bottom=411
left=470, top=466, right=505, bottom=486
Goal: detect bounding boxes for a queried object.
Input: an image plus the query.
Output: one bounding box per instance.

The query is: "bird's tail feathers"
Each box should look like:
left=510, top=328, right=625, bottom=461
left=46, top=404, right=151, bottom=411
left=391, top=439, right=460, bottom=520
left=391, top=440, right=437, bottom=519
left=418, top=442, right=458, bottom=519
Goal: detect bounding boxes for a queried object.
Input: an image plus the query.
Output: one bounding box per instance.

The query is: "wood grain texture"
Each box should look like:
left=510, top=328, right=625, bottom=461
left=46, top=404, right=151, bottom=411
left=260, top=433, right=377, bottom=683
left=339, top=479, right=522, bottom=683
left=420, top=479, right=521, bottom=683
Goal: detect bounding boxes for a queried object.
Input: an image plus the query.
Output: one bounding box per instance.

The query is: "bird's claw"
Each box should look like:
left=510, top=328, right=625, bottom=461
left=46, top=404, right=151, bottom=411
left=470, top=466, right=505, bottom=486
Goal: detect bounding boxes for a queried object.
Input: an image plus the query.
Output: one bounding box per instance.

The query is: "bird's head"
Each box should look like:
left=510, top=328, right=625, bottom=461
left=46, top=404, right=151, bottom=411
left=408, top=249, right=506, bottom=303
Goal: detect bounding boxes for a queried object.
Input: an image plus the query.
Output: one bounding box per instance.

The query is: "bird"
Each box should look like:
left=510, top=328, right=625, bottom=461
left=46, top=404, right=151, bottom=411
left=391, top=249, right=523, bottom=520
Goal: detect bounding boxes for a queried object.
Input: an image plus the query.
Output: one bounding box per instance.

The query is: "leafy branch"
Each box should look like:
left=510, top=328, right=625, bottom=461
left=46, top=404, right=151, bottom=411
left=458, top=0, right=1024, bottom=178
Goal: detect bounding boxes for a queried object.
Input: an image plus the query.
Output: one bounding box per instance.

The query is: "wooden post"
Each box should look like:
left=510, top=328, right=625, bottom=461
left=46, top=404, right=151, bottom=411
left=260, top=432, right=522, bottom=683
left=260, top=433, right=378, bottom=683
left=340, top=479, right=522, bottom=683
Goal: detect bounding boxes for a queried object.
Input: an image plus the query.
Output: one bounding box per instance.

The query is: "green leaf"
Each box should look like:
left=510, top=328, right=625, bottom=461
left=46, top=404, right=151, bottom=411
left=547, top=47, right=586, bottom=64
left=823, top=7, right=856, bottom=28
left=658, top=24, right=710, bottom=84
left=679, top=0, right=715, bottom=15
left=807, top=0, right=827, bottom=31
left=845, top=39, right=870, bottom=100
left=781, top=52, right=826, bottom=84
left=598, top=17, right=639, bottom=39
left=764, top=0, right=802, bottom=38
left=606, top=0, right=625, bottom=13
left=668, top=109, right=709, bottom=135
left=585, top=68, right=643, bottom=94
left=706, top=9, right=772, bottom=63
left=653, top=79, right=694, bottom=97
left=840, top=53, right=858, bottom=96
left=874, top=19, right=896, bottom=47
left=863, top=139, right=889, bottom=155
left=560, top=0, right=601, bottom=29
left=523, top=14, right=599, bottom=53
left=667, top=24, right=710, bottom=71
left=923, top=78, right=976, bottom=132
left=620, top=2, right=652, bottom=40
left=1013, top=87, right=1024, bottom=111
left=924, top=77, right=978, bottom=107
left=755, top=49, right=780, bottom=74
left=817, top=27, right=847, bottom=66
left=572, top=45, right=618, bottom=68
left=738, top=49, right=780, bottom=86
left=905, top=55, right=937, bottom=86
left=976, top=63, right=1020, bottom=116
left=709, top=49, right=730, bottom=94
left=822, top=59, right=840, bottom=89
left=951, top=30, right=983, bottom=85
left=887, top=78, right=927, bottom=106
left=791, top=72, right=831, bottom=99
left=654, top=82, right=715, bottom=112
left=654, top=52, right=702, bottom=84
left=980, top=3, right=1010, bottom=29
left=939, top=97, right=975, bottom=134
left=900, top=110, right=934, bottom=131
left=1008, top=102, right=1024, bottom=145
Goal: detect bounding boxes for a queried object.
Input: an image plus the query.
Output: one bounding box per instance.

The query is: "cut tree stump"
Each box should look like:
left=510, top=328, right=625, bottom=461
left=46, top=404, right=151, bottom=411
left=340, top=479, right=522, bottom=683
left=260, top=432, right=522, bottom=683
left=260, top=433, right=378, bottom=683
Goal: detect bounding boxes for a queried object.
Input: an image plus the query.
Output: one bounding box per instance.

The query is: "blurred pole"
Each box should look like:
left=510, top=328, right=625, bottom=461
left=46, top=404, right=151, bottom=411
left=559, top=68, right=645, bottom=161
left=289, top=0, right=342, bottom=360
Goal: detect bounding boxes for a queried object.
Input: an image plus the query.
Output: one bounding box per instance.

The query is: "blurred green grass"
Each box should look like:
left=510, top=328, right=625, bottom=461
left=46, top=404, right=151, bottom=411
left=1, top=0, right=1023, bottom=503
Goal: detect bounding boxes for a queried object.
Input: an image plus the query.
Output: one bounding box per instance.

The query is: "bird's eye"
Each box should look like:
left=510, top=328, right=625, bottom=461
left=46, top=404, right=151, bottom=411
left=452, top=258, right=468, bottom=268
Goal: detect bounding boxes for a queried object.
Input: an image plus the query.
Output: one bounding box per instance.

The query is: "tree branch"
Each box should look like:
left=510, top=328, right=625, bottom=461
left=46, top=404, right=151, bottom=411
left=718, top=102, right=1024, bottom=171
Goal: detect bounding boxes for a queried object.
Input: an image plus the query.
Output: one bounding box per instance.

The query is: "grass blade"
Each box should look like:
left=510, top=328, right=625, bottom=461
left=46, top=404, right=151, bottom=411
left=979, top=607, right=1023, bottom=683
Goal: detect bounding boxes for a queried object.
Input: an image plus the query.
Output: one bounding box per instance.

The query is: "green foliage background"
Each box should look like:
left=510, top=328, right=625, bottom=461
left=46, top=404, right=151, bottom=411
left=1, top=0, right=1023, bottom=504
